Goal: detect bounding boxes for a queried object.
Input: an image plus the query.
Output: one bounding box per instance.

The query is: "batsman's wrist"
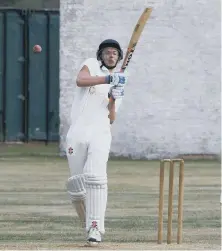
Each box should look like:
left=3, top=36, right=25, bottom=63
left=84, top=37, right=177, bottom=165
left=105, top=75, right=111, bottom=84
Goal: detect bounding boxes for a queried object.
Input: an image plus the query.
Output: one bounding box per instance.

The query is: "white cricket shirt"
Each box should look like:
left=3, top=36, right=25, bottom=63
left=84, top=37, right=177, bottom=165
left=70, top=58, right=122, bottom=129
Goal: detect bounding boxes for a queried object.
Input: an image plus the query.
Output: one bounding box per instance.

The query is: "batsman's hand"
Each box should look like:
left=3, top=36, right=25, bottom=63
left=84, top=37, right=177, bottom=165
left=109, top=86, right=125, bottom=100
left=106, top=72, right=128, bottom=87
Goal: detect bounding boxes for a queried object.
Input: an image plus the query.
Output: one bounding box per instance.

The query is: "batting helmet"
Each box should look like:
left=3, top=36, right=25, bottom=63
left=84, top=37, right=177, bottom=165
left=96, top=39, right=123, bottom=61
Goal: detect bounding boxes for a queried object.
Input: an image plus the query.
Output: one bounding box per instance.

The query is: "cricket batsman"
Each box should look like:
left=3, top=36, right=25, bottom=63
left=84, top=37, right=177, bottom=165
left=65, top=39, right=128, bottom=245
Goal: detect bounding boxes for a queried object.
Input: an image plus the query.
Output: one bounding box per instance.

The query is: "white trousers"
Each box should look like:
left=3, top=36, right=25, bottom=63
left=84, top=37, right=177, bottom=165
left=66, top=124, right=111, bottom=234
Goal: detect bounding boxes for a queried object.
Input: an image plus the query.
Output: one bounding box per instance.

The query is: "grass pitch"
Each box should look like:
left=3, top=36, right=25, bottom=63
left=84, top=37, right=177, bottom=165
left=0, top=144, right=221, bottom=250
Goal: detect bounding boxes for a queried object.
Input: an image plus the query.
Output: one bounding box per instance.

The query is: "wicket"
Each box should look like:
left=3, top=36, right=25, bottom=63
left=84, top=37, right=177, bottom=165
left=157, top=159, right=185, bottom=244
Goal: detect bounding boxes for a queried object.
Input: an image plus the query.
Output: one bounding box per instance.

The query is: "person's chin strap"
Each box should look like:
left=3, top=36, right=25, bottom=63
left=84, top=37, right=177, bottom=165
left=100, top=61, right=117, bottom=70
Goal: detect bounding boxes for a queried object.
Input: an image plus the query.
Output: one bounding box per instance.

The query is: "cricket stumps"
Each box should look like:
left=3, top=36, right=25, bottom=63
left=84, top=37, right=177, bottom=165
left=157, top=159, right=185, bottom=244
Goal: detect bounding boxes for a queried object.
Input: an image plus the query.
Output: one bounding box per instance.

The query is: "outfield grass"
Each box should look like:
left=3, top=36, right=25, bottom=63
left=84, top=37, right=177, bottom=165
left=0, top=144, right=221, bottom=250
left=0, top=142, right=59, bottom=157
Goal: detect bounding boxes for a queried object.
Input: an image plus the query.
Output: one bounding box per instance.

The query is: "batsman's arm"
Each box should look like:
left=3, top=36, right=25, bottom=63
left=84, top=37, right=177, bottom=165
left=76, top=65, right=108, bottom=87
left=108, top=97, right=116, bottom=124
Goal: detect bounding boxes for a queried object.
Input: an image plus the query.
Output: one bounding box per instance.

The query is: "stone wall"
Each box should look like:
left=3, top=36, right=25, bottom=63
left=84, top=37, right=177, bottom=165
left=60, top=0, right=221, bottom=159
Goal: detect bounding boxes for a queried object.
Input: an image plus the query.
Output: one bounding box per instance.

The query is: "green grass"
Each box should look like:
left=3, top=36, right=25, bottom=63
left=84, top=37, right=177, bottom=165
left=0, top=143, right=221, bottom=250
left=0, top=142, right=60, bottom=157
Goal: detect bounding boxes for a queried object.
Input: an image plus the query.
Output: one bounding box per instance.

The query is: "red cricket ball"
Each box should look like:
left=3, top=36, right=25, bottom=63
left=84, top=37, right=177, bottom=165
left=33, top=44, right=42, bottom=53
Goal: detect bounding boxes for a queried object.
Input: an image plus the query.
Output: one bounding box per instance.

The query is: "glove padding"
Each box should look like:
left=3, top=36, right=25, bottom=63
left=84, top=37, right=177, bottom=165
left=109, top=86, right=125, bottom=100
left=109, top=72, right=127, bottom=87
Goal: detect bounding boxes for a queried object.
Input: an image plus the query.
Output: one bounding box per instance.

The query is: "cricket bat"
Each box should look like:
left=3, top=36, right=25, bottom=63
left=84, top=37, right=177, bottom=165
left=120, top=7, right=152, bottom=72
left=109, top=8, right=152, bottom=102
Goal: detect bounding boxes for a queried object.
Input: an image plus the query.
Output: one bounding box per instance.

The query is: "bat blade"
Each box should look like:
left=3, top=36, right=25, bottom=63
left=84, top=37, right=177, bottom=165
left=121, top=7, right=152, bottom=72
left=108, top=8, right=152, bottom=102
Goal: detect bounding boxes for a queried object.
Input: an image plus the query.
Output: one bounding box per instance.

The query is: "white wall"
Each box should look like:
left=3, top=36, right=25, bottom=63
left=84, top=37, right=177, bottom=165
left=60, top=0, right=221, bottom=159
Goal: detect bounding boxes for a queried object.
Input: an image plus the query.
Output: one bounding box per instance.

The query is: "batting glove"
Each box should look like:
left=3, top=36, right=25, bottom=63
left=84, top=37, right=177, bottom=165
left=106, top=72, right=127, bottom=87
left=109, top=86, right=125, bottom=100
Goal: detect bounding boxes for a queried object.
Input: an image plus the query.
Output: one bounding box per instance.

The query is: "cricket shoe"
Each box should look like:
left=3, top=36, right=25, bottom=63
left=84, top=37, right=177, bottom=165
left=86, top=221, right=101, bottom=246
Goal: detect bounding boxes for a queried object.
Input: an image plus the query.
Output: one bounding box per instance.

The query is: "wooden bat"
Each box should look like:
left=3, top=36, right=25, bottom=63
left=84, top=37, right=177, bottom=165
left=109, top=8, right=152, bottom=102
left=120, top=7, right=152, bottom=72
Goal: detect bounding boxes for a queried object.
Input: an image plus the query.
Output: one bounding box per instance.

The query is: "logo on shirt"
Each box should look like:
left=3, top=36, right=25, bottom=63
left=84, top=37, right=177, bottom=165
left=89, top=87, right=96, bottom=94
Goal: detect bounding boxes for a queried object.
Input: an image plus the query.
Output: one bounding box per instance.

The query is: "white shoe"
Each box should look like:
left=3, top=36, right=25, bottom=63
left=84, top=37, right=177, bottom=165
left=87, top=221, right=101, bottom=246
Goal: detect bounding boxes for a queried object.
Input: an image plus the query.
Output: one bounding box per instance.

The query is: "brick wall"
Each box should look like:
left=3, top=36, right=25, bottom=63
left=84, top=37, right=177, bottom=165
left=60, top=0, right=221, bottom=159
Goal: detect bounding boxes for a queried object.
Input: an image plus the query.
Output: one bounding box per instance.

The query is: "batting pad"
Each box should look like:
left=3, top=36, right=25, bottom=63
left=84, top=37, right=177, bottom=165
left=85, top=174, right=107, bottom=234
left=67, top=175, right=86, bottom=224
left=66, top=174, right=86, bottom=201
